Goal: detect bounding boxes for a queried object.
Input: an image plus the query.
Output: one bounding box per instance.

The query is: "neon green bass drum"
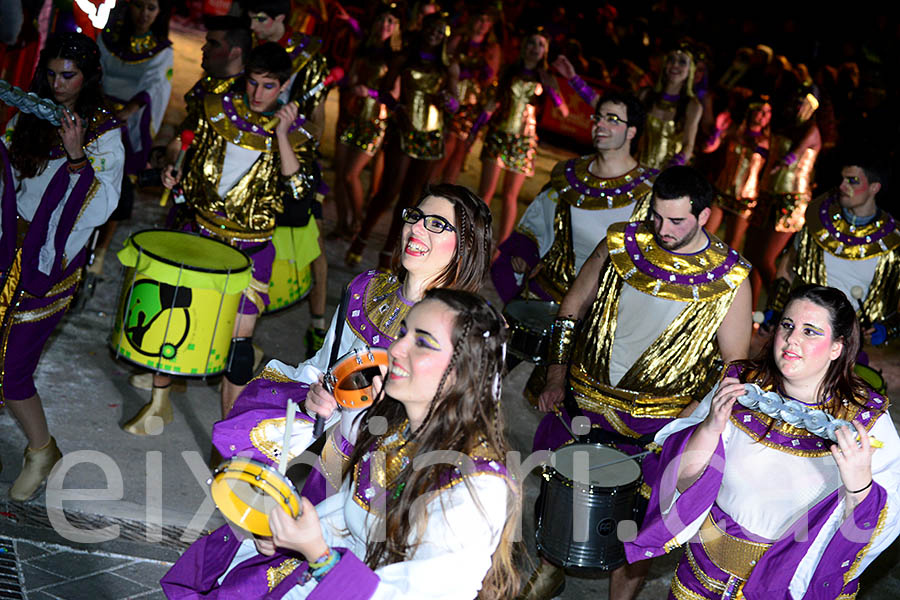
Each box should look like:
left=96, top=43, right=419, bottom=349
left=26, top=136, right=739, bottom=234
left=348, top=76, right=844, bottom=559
left=110, top=230, right=252, bottom=376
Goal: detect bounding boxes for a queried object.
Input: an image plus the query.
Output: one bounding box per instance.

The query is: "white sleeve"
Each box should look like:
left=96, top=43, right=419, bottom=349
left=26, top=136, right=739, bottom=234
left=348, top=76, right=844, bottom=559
left=516, top=187, right=558, bottom=258
left=267, top=309, right=360, bottom=384
left=142, top=46, right=174, bottom=134
left=55, top=127, right=125, bottom=270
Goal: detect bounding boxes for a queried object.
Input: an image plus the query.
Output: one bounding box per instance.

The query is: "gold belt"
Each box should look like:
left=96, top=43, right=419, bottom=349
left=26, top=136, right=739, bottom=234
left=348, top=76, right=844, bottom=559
left=195, top=212, right=274, bottom=244
left=698, top=513, right=772, bottom=581
left=569, top=366, right=692, bottom=418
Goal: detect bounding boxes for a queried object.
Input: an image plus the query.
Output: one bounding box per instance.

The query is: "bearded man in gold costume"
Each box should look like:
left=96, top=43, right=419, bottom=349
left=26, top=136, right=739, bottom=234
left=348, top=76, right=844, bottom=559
left=519, top=167, right=752, bottom=600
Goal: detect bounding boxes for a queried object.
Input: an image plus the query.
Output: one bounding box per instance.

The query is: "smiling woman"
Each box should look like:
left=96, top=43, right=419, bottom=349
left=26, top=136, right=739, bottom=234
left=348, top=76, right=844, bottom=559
left=208, top=184, right=492, bottom=503
left=164, top=291, right=522, bottom=599
left=627, top=285, right=900, bottom=599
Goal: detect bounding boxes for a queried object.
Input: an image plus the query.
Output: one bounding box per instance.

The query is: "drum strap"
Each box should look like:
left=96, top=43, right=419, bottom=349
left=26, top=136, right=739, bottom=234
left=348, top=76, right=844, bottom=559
left=328, top=286, right=351, bottom=370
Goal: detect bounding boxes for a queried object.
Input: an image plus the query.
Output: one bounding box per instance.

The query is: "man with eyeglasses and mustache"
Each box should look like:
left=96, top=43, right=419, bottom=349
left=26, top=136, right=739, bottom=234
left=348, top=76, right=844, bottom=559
left=519, top=166, right=752, bottom=600
left=491, top=92, right=657, bottom=407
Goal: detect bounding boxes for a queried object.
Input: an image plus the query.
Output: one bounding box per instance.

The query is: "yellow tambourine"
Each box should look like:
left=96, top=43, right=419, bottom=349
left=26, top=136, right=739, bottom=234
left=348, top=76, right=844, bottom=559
left=208, top=457, right=301, bottom=536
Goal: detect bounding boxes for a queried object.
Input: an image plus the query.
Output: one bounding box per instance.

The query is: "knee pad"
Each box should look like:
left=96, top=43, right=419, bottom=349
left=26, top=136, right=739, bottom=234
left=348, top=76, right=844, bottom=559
left=225, top=337, right=255, bottom=385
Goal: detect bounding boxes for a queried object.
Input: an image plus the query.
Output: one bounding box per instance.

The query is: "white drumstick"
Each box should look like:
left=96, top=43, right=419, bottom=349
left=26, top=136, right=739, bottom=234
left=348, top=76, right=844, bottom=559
left=752, top=311, right=765, bottom=325
left=850, top=286, right=864, bottom=301
left=588, top=449, right=654, bottom=470
left=279, top=400, right=296, bottom=475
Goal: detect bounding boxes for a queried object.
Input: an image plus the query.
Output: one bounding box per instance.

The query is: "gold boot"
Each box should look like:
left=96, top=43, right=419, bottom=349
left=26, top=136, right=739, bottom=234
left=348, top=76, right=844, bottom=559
left=10, top=437, right=63, bottom=501
left=517, top=561, right=565, bottom=600
left=122, top=386, right=173, bottom=435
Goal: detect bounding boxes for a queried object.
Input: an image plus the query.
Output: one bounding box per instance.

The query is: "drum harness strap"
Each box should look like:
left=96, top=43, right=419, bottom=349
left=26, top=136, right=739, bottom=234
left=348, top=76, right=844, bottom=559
left=561, top=386, right=656, bottom=448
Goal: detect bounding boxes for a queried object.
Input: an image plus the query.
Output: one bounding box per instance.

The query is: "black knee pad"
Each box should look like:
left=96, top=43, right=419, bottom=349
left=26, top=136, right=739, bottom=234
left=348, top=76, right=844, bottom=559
left=225, top=337, right=255, bottom=385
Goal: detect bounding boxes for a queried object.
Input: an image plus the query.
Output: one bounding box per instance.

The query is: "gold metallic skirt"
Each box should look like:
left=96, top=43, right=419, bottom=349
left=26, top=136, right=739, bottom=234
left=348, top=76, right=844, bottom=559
left=481, top=129, right=538, bottom=176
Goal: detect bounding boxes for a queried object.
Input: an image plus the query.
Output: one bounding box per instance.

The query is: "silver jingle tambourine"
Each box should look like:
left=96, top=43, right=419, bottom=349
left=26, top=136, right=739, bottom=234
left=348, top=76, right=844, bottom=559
left=736, top=383, right=853, bottom=443
left=0, top=79, right=73, bottom=127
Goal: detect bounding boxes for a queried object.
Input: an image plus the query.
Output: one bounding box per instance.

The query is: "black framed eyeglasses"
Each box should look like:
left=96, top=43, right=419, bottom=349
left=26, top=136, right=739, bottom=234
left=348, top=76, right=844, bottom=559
left=401, top=207, right=456, bottom=234
left=590, top=112, right=629, bottom=126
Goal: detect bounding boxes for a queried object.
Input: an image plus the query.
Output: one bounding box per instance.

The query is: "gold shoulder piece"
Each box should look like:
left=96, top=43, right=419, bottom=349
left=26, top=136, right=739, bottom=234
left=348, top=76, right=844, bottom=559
left=808, top=192, right=900, bottom=260
left=549, top=156, right=658, bottom=210
left=607, top=222, right=751, bottom=302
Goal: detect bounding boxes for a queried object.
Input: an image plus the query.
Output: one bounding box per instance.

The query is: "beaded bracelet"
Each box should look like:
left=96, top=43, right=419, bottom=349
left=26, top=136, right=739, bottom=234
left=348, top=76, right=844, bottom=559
left=547, top=317, right=578, bottom=365
left=546, top=86, right=563, bottom=108
left=567, top=75, right=597, bottom=107
left=309, top=548, right=340, bottom=582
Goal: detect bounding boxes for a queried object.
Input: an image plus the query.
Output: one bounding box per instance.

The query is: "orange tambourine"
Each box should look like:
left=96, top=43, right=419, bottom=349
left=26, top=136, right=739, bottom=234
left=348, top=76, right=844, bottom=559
left=324, top=347, right=389, bottom=410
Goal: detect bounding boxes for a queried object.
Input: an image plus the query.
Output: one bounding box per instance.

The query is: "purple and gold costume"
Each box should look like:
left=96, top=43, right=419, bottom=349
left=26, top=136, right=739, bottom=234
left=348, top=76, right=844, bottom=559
left=394, top=57, right=448, bottom=160
left=535, top=222, right=751, bottom=498
left=756, top=133, right=818, bottom=233
left=212, top=270, right=412, bottom=502
left=0, top=110, right=124, bottom=405
left=181, top=91, right=317, bottom=315
left=98, top=23, right=173, bottom=174
left=447, top=37, right=496, bottom=141
left=337, top=49, right=393, bottom=156
left=165, top=420, right=511, bottom=599
left=627, top=365, right=900, bottom=599
left=714, top=129, right=768, bottom=220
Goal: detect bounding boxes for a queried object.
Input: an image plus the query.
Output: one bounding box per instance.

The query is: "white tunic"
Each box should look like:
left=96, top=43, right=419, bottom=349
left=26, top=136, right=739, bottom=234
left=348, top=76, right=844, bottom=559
left=98, top=35, right=173, bottom=150
left=4, top=115, right=124, bottom=273
left=655, top=383, right=900, bottom=595
left=822, top=251, right=878, bottom=308
left=608, top=284, right=684, bottom=386
left=517, top=187, right=637, bottom=276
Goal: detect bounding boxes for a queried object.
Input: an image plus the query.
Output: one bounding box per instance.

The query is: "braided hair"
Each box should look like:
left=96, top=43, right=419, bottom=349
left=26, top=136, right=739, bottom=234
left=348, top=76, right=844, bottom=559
left=391, top=183, right=493, bottom=293
left=347, top=289, right=521, bottom=598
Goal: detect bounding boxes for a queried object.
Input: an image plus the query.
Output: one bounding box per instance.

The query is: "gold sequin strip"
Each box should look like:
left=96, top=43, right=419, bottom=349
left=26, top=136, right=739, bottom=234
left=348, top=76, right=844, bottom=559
left=546, top=317, right=577, bottom=364
left=266, top=558, right=302, bottom=591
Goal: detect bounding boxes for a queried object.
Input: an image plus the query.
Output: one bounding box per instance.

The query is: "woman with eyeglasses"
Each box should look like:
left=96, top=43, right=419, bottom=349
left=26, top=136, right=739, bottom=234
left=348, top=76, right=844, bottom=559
left=211, top=184, right=493, bottom=505
left=477, top=29, right=568, bottom=247
left=164, top=290, right=520, bottom=599
left=637, top=45, right=703, bottom=170
left=345, top=13, right=460, bottom=270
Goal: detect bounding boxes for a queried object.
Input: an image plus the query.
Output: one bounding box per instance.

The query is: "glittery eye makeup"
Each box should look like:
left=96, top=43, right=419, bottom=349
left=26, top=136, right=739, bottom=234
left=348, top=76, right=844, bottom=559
left=415, top=331, right=441, bottom=351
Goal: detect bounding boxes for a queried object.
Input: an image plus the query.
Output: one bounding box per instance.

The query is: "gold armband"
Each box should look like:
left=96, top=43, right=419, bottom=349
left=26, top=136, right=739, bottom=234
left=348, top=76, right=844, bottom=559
left=547, top=317, right=578, bottom=364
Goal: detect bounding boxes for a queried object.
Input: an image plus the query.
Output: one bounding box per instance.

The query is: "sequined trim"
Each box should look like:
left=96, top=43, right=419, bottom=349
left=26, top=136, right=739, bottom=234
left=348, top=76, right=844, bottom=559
left=12, top=296, right=74, bottom=323
left=250, top=417, right=297, bottom=464
left=267, top=558, right=302, bottom=591
left=607, top=221, right=751, bottom=302
left=686, top=543, right=727, bottom=594
left=698, top=513, right=771, bottom=580
left=204, top=93, right=309, bottom=152
left=550, top=156, right=658, bottom=209
left=196, top=212, right=275, bottom=242
left=258, top=367, right=296, bottom=383
left=670, top=573, right=714, bottom=600
left=809, top=193, right=900, bottom=260
left=346, top=271, right=411, bottom=344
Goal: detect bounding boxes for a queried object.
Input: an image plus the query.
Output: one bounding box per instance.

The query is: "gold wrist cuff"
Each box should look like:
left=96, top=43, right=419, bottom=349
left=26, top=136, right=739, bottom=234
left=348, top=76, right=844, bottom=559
left=547, top=317, right=578, bottom=364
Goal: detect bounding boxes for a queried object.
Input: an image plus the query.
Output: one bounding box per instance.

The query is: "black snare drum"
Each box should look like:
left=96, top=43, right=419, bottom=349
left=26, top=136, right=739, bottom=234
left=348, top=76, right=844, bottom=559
left=536, top=443, right=642, bottom=572
left=502, top=300, right=558, bottom=364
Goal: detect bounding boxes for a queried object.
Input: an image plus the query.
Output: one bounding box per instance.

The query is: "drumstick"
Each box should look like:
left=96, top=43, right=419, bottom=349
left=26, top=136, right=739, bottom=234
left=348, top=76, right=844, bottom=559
left=588, top=449, right=654, bottom=470
left=554, top=409, right=580, bottom=441
left=279, top=400, right=296, bottom=475
left=160, top=130, right=195, bottom=206
left=262, top=67, right=344, bottom=132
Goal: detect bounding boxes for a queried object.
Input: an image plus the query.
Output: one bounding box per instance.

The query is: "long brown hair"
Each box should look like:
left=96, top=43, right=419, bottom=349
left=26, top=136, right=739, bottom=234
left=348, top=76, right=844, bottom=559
left=9, top=33, right=106, bottom=179
left=734, top=285, right=874, bottom=422
left=347, top=289, right=521, bottom=598
left=391, top=183, right=493, bottom=293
